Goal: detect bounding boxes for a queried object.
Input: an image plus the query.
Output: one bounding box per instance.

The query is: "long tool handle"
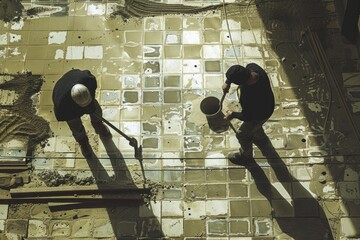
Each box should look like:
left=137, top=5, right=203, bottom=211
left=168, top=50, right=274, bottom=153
left=219, top=93, right=226, bottom=110
left=229, top=122, right=237, bottom=134
left=94, top=113, right=131, bottom=141
left=93, top=113, right=143, bottom=160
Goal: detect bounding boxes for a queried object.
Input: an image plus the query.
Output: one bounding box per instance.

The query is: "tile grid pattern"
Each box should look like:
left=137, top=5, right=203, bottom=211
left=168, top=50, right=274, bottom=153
left=1, top=0, right=359, bottom=239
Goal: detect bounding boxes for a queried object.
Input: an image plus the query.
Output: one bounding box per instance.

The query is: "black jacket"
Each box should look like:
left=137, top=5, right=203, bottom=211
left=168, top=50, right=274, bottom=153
left=228, top=63, right=275, bottom=121
left=52, top=69, right=97, bottom=121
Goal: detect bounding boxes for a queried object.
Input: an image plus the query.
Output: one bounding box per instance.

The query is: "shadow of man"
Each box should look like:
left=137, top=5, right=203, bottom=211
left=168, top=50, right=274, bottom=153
left=242, top=136, right=334, bottom=239
left=82, top=136, right=164, bottom=239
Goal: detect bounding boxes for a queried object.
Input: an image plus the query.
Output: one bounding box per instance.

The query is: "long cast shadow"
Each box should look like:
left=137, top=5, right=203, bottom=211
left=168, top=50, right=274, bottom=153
left=79, top=136, right=164, bottom=238
left=245, top=136, right=334, bottom=239
left=88, top=136, right=163, bottom=238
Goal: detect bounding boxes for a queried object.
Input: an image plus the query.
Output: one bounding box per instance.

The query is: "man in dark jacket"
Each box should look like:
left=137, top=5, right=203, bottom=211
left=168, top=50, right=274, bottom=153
left=223, top=64, right=275, bottom=164
left=52, top=69, right=110, bottom=157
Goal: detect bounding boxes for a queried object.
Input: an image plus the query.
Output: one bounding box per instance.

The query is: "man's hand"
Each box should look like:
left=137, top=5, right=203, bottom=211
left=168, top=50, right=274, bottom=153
left=222, top=83, right=230, bottom=94
left=224, top=110, right=233, bottom=120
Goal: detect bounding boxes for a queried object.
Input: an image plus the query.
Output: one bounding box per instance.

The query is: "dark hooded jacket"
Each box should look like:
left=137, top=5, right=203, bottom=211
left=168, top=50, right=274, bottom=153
left=227, top=63, right=275, bottom=121
left=52, top=69, right=97, bottom=121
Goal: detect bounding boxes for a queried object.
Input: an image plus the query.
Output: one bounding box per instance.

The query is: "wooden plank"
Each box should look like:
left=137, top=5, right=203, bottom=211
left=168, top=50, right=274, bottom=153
left=0, top=166, right=30, bottom=171
left=15, top=194, right=143, bottom=200
left=1, top=193, right=144, bottom=202
left=10, top=184, right=149, bottom=197
left=0, top=159, right=27, bottom=165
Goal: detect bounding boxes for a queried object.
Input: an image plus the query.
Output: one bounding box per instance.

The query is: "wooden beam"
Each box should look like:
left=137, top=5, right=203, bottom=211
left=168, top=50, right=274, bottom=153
left=10, top=184, right=149, bottom=197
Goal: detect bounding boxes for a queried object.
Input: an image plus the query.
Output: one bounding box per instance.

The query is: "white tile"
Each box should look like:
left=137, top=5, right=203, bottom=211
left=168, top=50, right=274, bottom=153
left=162, top=200, right=183, bottom=217
left=183, top=31, right=201, bottom=44
left=205, top=200, right=228, bottom=216
left=162, top=218, right=183, bottom=237
left=203, top=45, right=221, bottom=58
left=183, top=60, right=201, bottom=73
left=84, top=46, right=103, bottom=59
left=184, top=201, right=206, bottom=219
left=163, top=60, right=182, bottom=73
left=121, top=121, right=140, bottom=135
left=48, top=32, right=67, bottom=44
left=66, top=46, right=84, bottom=60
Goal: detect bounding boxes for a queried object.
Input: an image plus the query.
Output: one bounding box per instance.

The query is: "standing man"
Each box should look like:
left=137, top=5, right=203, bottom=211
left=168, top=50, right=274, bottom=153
left=52, top=69, right=111, bottom=158
left=223, top=64, right=275, bottom=164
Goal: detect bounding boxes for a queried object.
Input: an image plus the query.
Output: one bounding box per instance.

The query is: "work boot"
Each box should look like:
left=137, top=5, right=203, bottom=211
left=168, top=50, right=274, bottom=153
left=91, top=121, right=111, bottom=138
left=228, top=152, right=252, bottom=166
left=78, top=138, right=93, bottom=158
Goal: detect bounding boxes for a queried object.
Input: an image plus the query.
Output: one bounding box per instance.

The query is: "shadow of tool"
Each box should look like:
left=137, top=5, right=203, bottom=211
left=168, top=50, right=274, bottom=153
left=241, top=136, right=334, bottom=239
left=82, top=136, right=163, bottom=238
left=93, top=112, right=145, bottom=183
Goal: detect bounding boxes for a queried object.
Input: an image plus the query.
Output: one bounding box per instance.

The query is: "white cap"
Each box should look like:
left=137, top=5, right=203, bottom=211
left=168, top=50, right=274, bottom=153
left=70, top=84, right=92, bottom=107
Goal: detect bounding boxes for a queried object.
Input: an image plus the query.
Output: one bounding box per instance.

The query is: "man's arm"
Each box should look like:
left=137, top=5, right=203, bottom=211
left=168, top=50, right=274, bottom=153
left=222, top=82, right=231, bottom=94
left=231, top=111, right=246, bottom=121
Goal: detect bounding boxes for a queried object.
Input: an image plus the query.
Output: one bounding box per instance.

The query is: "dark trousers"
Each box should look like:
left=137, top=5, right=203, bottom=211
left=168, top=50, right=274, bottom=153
left=236, top=118, right=269, bottom=158
left=66, top=100, right=103, bottom=143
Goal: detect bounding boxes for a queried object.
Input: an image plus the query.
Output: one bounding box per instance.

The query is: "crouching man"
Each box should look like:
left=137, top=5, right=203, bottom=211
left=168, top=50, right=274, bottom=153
left=52, top=69, right=111, bottom=157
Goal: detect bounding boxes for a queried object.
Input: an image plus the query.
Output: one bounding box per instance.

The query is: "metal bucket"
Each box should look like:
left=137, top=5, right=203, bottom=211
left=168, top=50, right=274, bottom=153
left=200, top=96, right=230, bottom=133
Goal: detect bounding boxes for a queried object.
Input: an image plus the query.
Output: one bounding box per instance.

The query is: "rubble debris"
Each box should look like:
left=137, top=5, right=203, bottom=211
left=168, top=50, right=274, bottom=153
left=36, top=170, right=95, bottom=187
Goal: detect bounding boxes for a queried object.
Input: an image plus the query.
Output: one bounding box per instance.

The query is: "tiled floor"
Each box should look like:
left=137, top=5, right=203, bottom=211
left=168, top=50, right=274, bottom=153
left=0, top=0, right=360, bottom=239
